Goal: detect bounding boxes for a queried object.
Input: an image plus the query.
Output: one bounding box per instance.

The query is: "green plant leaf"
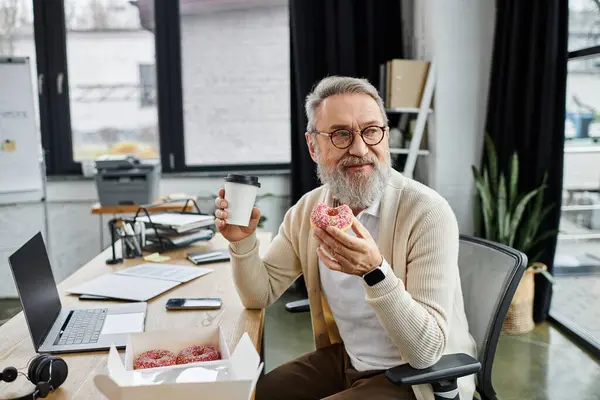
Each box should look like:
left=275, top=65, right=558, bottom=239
left=472, top=165, right=496, bottom=241
left=472, top=193, right=483, bottom=237
left=483, top=166, right=490, bottom=191
left=471, top=165, right=483, bottom=183
left=538, top=203, right=555, bottom=226
left=505, top=212, right=514, bottom=246
left=498, top=173, right=507, bottom=243
left=508, top=187, right=545, bottom=250
left=508, top=153, right=519, bottom=210
left=484, top=134, right=498, bottom=198
left=523, top=202, right=555, bottom=251
left=482, top=166, right=495, bottom=219
left=474, top=180, right=494, bottom=240
left=483, top=204, right=494, bottom=241
left=525, top=229, right=559, bottom=256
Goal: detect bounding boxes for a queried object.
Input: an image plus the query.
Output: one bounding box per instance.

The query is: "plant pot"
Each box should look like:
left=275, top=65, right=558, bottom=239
left=501, top=263, right=547, bottom=334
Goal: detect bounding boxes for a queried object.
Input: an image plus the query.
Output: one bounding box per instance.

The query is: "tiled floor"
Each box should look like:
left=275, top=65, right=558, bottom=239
left=2, top=291, right=599, bottom=399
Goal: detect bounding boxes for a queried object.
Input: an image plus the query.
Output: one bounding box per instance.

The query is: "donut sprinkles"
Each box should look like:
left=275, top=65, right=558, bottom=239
left=133, top=349, right=177, bottom=370
left=310, top=202, right=353, bottom=231
left=176, top=345, right=221, bottom=365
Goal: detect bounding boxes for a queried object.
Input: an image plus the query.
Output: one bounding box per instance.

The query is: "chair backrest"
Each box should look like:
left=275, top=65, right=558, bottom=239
left=457, top=235, right=527, bottom=400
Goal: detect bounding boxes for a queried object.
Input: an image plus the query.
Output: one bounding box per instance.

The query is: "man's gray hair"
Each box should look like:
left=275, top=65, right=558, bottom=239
left=304, top=76, right=388, bottom=132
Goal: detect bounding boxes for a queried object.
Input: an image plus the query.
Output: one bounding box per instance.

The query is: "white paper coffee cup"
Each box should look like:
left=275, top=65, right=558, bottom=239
left=223, top=174, right=261, bottom=227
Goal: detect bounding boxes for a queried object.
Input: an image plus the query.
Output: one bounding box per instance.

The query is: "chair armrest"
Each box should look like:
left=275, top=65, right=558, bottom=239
left=385, top=353, right=480, bottom=386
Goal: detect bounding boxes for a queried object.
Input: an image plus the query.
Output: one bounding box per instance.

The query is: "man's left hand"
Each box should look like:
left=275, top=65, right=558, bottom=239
left=313, top=215, right=383, bottom=276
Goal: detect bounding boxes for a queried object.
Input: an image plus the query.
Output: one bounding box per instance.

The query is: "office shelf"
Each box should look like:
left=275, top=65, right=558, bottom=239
left=384, top=61, right=436, bottom=180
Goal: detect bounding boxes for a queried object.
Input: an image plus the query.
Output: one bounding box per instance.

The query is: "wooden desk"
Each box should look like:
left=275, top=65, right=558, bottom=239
left=91, top=201, right=197, bottom=250
left=0, top=232, right=271, bottom=399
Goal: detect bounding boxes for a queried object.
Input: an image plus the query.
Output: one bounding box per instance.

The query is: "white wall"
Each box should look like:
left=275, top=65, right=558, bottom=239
left=413, top=0, right=496, bottom=234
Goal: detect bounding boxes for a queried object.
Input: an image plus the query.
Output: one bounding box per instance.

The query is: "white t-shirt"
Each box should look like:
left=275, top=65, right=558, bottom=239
left=318, top=199, right=404, bottom=371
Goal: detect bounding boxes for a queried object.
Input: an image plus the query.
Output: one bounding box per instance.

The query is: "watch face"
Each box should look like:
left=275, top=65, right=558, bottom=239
left=364, top=267, right=386, bottom=286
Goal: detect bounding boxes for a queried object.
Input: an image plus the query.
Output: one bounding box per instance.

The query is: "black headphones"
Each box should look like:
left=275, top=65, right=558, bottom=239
left=0, top=354, right=68, bottom=399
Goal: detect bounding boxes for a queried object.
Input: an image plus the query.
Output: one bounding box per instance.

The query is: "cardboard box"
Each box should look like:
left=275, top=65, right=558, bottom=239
left=94, top=327, right=263, bottom=400
left=388, top=60, right=430, bottom=108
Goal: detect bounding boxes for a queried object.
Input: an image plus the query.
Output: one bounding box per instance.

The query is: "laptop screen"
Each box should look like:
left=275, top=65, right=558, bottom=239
left=8, top=232, right=62, bottom=350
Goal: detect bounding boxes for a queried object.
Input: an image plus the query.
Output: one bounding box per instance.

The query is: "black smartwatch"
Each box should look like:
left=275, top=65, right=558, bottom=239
left=363, top=266, right=386, bottom=286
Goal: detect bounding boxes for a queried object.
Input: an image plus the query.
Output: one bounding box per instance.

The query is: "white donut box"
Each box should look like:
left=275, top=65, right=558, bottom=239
left=94, top=326, right=263, bottom=400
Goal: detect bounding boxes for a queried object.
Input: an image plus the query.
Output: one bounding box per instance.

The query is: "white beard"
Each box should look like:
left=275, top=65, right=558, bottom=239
left=314, top=145, right=391, bottom=209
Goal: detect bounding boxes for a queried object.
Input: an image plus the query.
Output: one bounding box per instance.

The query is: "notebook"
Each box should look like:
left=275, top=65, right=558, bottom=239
left=66, top=264, right=213, bottom=302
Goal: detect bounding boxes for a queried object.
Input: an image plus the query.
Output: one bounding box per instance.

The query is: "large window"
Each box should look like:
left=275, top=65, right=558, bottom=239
left=12, top=0, right=291, bottom=175
left=179, top=2, right=291, bottom=166
left=64, top=0, right=159, bottom=161
left=551, top=0, right=600, bottom=356
left=568, top=0, right=600, bottom=52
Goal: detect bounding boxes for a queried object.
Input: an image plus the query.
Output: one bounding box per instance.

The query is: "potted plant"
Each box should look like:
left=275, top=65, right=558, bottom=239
left=471, top=135, right=557, bottom=334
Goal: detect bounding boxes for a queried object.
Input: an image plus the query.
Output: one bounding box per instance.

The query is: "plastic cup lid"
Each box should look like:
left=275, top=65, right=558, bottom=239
left=224, top=174, right=261, bottom=188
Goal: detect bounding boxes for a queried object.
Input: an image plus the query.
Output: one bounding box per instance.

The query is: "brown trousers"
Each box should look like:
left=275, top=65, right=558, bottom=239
left=255, top=343, right=417, bottom=400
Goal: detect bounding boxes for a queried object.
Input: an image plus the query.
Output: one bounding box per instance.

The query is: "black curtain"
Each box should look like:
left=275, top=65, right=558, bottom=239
left=289, top=0, right=404, bottom=205
left=486, top=0, right=569, bottom=322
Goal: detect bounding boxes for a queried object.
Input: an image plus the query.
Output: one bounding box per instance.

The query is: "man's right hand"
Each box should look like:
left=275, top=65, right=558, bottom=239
left=214, top=188, right=261, bottom=243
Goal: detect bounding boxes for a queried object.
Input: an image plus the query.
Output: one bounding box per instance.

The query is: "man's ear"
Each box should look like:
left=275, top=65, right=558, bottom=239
left=305, top=132, right=319, bottom=163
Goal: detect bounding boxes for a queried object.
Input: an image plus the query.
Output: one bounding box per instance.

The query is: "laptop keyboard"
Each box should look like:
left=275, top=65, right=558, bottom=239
left=56, top=309, right=107, bottom=346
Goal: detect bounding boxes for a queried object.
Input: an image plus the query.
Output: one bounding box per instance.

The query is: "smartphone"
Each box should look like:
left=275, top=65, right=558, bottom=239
left=165, top=297, right=222, bottom=310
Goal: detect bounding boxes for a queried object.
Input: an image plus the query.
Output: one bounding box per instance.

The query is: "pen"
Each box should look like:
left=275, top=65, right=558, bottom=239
left=116, top=221, right=137, bottom=254
left=124, top=222, right=142, bottom=256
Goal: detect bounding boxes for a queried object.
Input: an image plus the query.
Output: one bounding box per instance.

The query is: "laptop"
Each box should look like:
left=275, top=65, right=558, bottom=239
left=8, top=232, right=147, bottom=354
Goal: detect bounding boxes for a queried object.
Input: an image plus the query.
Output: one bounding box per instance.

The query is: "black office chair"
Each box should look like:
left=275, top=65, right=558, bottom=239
left=385, top=235, right=527, bottom=400
left=286, top=235, right=527, bottom=399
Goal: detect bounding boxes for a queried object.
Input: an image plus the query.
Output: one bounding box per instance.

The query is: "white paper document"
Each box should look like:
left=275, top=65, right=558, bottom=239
left=66, top=263, right=214, bottom=301
left=66, top=274, right=180, bottom=301
left=115, top=263, right=213, bottom=283
left=101, top=312, right=145, bottom=335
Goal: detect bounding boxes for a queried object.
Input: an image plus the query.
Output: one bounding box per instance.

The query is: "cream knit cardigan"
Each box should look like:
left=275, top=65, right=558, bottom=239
left=229, top=170, right=477, bottom=400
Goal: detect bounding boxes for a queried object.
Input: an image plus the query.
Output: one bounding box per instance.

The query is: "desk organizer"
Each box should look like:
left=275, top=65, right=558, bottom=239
left=106, top=198, right=216, bottom=263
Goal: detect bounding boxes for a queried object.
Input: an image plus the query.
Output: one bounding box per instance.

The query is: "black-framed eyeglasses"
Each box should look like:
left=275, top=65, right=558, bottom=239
left=311, top=125, right=387, bottom=149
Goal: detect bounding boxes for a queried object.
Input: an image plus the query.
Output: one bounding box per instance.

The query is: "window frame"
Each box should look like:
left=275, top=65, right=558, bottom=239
left=35, top=0, right=80, bottom=175
left=569, top=44, right=600, bottom=60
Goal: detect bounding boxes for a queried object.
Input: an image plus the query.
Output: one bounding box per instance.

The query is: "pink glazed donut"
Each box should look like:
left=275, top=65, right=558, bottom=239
left=133, top=349, right=177, bottom=370
left=176, top=345, right=221, bottom=365
left=310, top=202, right=353, bottom=231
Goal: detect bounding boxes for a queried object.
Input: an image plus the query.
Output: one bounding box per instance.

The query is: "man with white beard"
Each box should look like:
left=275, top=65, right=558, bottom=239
left=214, top=76, right=477, bottom=400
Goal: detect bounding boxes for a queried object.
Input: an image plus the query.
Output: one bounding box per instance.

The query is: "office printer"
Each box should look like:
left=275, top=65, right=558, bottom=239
left=94, top=155, right=161, bottom=206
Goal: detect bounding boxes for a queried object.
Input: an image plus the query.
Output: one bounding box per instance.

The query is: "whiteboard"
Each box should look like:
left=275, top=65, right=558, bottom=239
left=0, top=57, right=44, bottom=204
